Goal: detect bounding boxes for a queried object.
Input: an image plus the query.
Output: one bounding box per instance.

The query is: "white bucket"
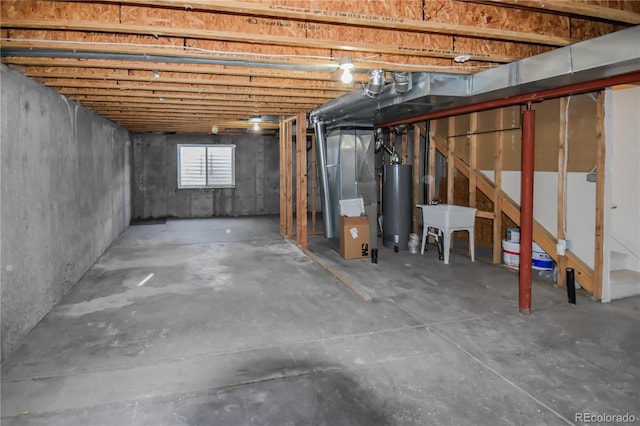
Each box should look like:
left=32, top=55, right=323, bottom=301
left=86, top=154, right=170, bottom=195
left=532, top=242, right=553, bottom=270
left=502, top=240, right=520, bottom=269
left=501, top=240, right=554, bottom=271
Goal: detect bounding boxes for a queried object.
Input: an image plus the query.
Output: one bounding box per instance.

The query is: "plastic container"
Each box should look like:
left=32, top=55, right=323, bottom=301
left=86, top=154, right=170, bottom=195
left=532, top=242, right=553, bottom=270
left=506, top=227, right=520, bottom=243
left=408, top=233, right=420, bottom=254
left=501, top=240, right=554, bottom=271
left=502, top=240, right=520, bottom=269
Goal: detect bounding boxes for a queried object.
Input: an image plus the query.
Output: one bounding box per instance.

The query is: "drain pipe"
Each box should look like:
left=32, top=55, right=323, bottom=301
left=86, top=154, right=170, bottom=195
left=519, top=103, right=535, bottom=315
left=311, top=116, right=335, bottom=238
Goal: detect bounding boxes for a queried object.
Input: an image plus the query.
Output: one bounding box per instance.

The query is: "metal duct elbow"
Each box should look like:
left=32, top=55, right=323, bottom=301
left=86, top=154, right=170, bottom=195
left=364, top=69, right=386, bottom=98
left=392, top=71, right=412, bottom=93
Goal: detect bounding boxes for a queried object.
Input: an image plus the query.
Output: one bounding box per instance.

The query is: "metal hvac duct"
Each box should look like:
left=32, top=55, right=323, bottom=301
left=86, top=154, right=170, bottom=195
left=310, top=26, right=640, bottom=125
left=312, top=117, right=335, bottom=238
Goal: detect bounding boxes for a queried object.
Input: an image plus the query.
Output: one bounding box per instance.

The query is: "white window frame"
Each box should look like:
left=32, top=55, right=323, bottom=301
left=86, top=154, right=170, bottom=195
left=177, top=144, right=235, bottom=189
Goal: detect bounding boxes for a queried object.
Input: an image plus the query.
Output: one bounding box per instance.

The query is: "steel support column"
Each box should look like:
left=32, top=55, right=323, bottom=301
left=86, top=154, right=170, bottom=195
left=519, top=104, right=535, bottom=314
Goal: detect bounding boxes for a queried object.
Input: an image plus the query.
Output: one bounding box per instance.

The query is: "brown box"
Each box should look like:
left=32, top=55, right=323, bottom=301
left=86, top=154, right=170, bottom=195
left=340, top=216, right=370, bottom=259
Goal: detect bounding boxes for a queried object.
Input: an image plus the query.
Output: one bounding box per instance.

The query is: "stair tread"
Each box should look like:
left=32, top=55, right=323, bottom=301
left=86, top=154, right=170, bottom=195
left=610, top=269, right=640, bottom=283
left=610, top=251, right=629, bottom=258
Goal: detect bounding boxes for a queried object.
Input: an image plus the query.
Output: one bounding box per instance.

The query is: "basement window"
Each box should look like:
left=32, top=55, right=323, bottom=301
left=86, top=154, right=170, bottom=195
left=177, top=144, right=235, bottom=189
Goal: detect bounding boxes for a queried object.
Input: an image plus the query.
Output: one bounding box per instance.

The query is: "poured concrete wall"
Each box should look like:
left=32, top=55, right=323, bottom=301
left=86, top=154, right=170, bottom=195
left=132, top=133, right=279, bottom=218
left=0, top=65, right=131, bottom=361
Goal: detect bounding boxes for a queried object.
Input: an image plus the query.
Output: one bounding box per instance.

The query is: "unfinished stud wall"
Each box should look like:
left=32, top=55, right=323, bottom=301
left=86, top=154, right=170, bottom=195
left=132, top=133, right=279, bottom=219
left=0, top=64, right=131, bottom=361
left=434, top=94, right=599, bottom=266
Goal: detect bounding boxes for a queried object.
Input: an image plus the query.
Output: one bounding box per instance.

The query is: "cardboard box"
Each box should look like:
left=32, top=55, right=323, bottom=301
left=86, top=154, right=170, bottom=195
left=340, top=215, right=370, bottom=259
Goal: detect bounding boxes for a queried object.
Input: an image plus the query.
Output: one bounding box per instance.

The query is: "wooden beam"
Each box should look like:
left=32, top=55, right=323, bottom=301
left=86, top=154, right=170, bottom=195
left=493, top=113, right=504, bottom=264
left=2, top=18, right=519, bottom=63
left=428, top=121, right=437, bottom=203
left=77, top=0, right=575, bottom=46
left=285, top=121, right=294, bottom=240
left=557, top=97, right=568, bottom=286
left=0, top=57, right=349, bottom=82
left=301, top=248, right=373, bottom=302
left=462, top=0, right=640, bottom=25
left=296, top=112, right=308, bottom=249
left=412, top=124, right=421, bottom=235
left=279, top=118, right=287, bottom=235
left=593, top=91, right=606, bottom=299
left=25, top=70, right=350, bottom=91
left=49, top=80, right=345, bottom=99
left=447, top=117, right=456, bottom=205
left=469, top=113, right=478, bottom=209
left=311, top=134, right=318, bottom=234
left=59, top=88, right=327, bottom=105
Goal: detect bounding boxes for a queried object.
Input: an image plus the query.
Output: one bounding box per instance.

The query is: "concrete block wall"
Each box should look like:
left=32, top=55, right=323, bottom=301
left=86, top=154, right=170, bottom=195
left=0, top=65, right=131, bottom=361
left=132, top=133, right=279, bottom=218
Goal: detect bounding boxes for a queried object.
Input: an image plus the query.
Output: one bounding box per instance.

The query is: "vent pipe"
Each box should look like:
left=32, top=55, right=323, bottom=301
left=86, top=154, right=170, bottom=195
left=312, top=117, right=335, bottom=238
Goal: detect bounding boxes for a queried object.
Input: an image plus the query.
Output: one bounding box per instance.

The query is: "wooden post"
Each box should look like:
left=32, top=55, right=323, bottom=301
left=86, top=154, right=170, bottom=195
left=469, top=113, right=478, bottom=257
left=296, top=112, right=308, bottom=249
left=492, top=113, right=504, bottom=264
left=469, top=113, right=478, bottom=208
left=279, top=118, right=286, bottom=235
left=285, top=120, right=294, bottom=239
left=447, top=117, right=456, bottom=205
left=557, top=97, right=568, bottom=286
left=401, top=131, right=408, bottom=164
left=412, top=124, right=421, bottom=235
left=594, top=91, right=605, bottom=299
left=428, top=121, right=437, bottom=203
left=311, top=134, right=317, bottom=234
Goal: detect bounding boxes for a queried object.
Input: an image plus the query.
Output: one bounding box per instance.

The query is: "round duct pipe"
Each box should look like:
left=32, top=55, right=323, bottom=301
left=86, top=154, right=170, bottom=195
left=364, top=69, right=385, bottom=98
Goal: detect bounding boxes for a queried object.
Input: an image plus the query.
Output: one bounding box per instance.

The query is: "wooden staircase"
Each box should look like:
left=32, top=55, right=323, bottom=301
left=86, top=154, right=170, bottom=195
left=430, top=134, right=597, bottom=297
left=609, top=251, right=640, bottom=300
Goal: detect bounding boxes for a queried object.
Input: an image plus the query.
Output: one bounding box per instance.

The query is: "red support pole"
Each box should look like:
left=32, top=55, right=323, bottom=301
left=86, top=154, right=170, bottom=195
left=519, top=104, right=535, bottom=314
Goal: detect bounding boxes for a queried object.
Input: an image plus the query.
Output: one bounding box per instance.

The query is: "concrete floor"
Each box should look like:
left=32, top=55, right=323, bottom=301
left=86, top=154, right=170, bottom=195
left=2, top=217, right=638, bottom=426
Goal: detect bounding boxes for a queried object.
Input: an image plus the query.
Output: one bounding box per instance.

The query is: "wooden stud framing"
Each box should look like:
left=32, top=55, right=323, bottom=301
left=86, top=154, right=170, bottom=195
left=593, top=91, right=606, bottom=299
left=279, top=118, right=287, bottom=235
left=285, top=120, right=294, bottom=240
left=447, top=117, right=456, bottom=205
left=492, top=113, right=504, bottom=264
left=556, top=97, right=568, bottom=286
left=401, top=131, right=408, bottom=164
left=67, top=0, right=577, bottom=46
left=469, top=113, right=478, bottom=209
left=311, top=134, right=318, bottom=234
left=428, top=122, right=437, bottom=204
left=296, top=112, right=308, bottom=249
left=412, top=124, right=421, bottom=235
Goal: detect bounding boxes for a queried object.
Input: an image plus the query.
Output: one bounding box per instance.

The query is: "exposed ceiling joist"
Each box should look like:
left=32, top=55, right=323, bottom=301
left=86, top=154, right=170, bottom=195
left=72, top=0, right=576, bottom=46
left=2, top=0, right=635, bottom=135
left=462, top=0, right=640, bottom=24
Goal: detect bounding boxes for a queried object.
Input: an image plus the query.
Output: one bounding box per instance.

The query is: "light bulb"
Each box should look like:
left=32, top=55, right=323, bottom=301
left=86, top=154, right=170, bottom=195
left=253, top=122, right=260, bottom=131
left=341, top=69, right=353, bottom=84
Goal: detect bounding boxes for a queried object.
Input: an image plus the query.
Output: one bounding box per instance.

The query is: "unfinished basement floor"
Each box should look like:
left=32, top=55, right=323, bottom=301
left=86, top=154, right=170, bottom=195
left=2, top=216, right=639, bottom=426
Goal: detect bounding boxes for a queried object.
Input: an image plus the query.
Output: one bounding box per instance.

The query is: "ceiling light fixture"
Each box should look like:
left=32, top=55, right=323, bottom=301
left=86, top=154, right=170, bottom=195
left=252, top=122, right=260, bottom=131
left=453, top=54, right=472, bottom=63
left=153, top=70, right=160, bottom=78
left=338, top=57, right=354, bottom=84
